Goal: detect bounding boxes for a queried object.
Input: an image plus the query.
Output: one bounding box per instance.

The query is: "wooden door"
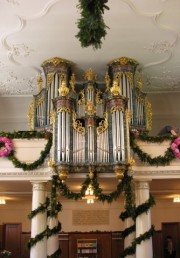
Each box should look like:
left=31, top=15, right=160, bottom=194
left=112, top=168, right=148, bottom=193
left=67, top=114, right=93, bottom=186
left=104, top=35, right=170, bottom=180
left=3, top=223, right=22, bottom=258
left=162, top=222, right=180, bottom=258
left=59, top=233, right=69, bottom=258
left=21, top=233, right=30, bottom=258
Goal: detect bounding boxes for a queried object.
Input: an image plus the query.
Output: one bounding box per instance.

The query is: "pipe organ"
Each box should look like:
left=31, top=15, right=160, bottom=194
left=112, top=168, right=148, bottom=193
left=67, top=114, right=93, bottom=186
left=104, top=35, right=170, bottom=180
left=30, top=57, right=152, bottom=173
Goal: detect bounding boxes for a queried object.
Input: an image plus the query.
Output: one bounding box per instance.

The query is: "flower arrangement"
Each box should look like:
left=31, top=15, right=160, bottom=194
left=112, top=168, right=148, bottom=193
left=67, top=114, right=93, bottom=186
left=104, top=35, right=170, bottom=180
left=170, top=137, right=180, bottom=159
left=1, top=250, right=11, bottom=258
left=0, top=137, right=13, bottom=157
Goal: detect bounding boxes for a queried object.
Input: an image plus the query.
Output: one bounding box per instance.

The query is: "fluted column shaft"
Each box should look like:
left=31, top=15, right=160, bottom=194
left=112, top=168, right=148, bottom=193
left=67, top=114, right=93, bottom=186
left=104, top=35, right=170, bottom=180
left=30, top=181, right=47, bottom=258
left=124, top=217, right=136, bottom=258
left=135, top=181, right=153, bottom=258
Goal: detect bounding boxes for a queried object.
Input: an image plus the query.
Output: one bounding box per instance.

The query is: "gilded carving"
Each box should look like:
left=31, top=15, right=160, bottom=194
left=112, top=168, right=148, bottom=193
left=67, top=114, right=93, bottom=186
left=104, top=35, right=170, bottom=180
left=109, top=57, right=139, bottom=66
left=37, top=75, right=43, bottom=92
left=97, top=112, right=108, bottom=135
left=105, top=72, right=111, bottom=92
left=125, top=72, right=133, bottom=89
left=110, top=79, right=121, bottom=96
left=46, top=73, right=54, bottom=90
left=96, top=89, right=103, bottom=104
left=85, top=101, right=96, bottom=116
left=36, top=95, right=44, bottom=106
left=126, top=110, right=131, bottom=160
left=69, top=73, right=76, bottom=94
left=78, top=89, right=85, bottom=105
left=58, top=79, right=69, bottom=97
left=111, top=106, right=124, bottom=113
left=50, top=110, right=56, bottom=124
left=87, top=85, right=94, bottom=91
left=137, top=73, right=143, bottom=90
left=84, top=68, right=96, bottom=81
left=42, top=57, right=71, bottom=67
left=27, top=99, right=35, bottom=131
left=145, top=98, right=152, bottom=131
left=72, top=111, right=85, bottom=135
left=57, top=107, right=70, bottom=113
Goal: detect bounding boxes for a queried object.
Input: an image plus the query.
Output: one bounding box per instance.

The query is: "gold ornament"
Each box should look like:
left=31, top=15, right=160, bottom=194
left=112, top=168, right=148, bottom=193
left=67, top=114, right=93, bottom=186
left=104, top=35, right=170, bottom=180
left=110, top=79, right=121, bottom=96
left=85, top=101, right=96, bottom=116
left=84, top=68, right=96, bottom=81
left=58, top=79, right=69, bottom=97
left=37, top=75, right=43, bottom=92
left=89, top=167, right=94, bottom=179
left=59, top=170, right=68, bottom=182
left=115, top=168, right=124, bottom=181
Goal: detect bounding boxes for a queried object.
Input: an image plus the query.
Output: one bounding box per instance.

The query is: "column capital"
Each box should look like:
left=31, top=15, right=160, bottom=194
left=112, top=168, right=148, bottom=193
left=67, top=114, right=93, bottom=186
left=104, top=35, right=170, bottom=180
left=31, top=181, right=48, bottom=191
left=135, top=181, right=150, bottom=190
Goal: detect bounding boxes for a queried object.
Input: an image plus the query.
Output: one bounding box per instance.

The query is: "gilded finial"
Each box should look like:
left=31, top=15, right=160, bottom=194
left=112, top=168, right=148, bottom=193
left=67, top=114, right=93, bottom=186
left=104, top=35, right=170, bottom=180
left=110, top=79, right=121, bottom=96
left=84, top=68, right=96, bottom=82
left=58, top=79, right=69, bottom=97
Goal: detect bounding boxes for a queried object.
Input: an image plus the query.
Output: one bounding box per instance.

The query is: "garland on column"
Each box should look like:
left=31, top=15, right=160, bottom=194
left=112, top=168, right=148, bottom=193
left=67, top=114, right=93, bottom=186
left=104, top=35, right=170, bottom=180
left=119, top=173, right=156, bottom=258
left=27, top=186, right=62, bottom=257
left=46, top=175, right=62, bottom=258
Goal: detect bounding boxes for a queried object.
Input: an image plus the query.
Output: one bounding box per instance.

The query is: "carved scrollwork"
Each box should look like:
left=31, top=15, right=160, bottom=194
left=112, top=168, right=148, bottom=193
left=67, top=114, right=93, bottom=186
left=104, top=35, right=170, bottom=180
left=111, top=106, right=124, bottom=113
left=72, top=111, right=85, bottom=135
left=145, top=98, right=152, bottom=131
left=97, top=112, right=108, bottom=135
left=96, top=89, right=103, bottom=104
left=78, top=89, right=85, bottom=105
left=27, top=99, right=35, bottom=131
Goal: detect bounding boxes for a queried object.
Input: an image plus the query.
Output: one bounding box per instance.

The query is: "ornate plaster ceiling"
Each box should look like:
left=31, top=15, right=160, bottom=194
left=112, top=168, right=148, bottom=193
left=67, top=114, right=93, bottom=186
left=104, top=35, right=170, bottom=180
left=0, top=0, right=180, bottom=96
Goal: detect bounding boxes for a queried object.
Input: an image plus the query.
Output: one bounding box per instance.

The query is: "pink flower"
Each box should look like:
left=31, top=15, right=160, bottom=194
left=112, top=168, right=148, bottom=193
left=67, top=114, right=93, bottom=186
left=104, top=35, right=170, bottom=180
left=170, top=137, right=180, bottom=159
left=0, top=137, right=13, bottom=157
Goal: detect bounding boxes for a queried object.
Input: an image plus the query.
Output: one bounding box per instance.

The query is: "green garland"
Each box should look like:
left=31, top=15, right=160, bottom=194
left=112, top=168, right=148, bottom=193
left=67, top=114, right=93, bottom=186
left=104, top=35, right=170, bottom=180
left=130, top=131, right=175, bottom=166
left=27, top=228, right=47, bottom=249
left=121, top=224, right=136, bottom=239
left=135, top=194, right=155, bottom=218
left=76, top=0, right=109, bottom=49
left=120, top=226, right=155, bottom=258
left=0, top=131, right=52, bottom=171
left=28, top=197, right=50, bottom=220
left=47, top=249, right=61, bottom=258
left=52, top=170, right=130, bottom=203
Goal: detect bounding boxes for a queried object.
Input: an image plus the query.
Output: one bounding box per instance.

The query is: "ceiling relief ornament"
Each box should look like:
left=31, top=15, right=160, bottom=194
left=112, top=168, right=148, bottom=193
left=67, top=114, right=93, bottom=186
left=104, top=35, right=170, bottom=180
left=8, top=44, right=34, bottom=58
left=144, top=41, right=172, bottom=54
left=144, top=68, right=180, bottom=92
left=6, top=0, right=19, bottom=5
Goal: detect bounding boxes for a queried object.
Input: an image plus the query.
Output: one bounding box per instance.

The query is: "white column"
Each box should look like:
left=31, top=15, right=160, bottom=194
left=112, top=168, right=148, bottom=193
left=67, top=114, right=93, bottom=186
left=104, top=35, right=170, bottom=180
left=124, top=217, right=136, bottom=258
left=47, top=217, right=59, bottom=256
left=135, top=181, right=153, bottom=258
left=30, top=181, right=47, bottom=258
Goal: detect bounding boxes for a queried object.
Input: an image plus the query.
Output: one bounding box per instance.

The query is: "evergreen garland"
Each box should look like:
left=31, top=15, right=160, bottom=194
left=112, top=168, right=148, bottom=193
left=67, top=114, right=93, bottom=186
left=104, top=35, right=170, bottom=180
left=0, top=131, right=53, bottom=171
left=135, top=194, right=155, bottom=218
left=28, top=197, right=50, bottom=220
left=76, top=0, right=109, bottom=49
left=27, top=228, right=47, bottom=249
left=120, top=226, right=155, bottom=258
left=47, top=249, right=61, bottom=258
left=52, top=169, right=130, bottom=203
left=130, top=131, right=175, bottom=166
